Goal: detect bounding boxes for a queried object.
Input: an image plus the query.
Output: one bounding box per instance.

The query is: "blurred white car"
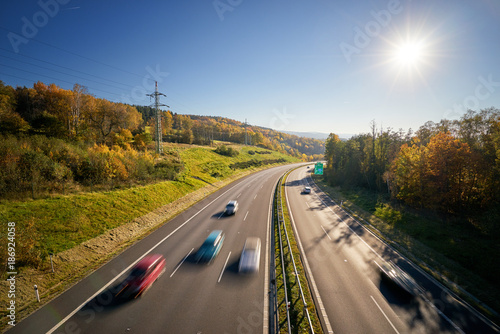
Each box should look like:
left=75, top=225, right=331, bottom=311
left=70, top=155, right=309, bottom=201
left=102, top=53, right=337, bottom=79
left=302, top=186, right=311, bottom=194
left=239, top=237, right=261, bottom=273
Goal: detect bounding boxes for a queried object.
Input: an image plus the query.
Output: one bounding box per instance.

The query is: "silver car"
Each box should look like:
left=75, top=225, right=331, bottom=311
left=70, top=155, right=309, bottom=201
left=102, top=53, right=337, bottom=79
left=225, top=200, right=239, bottom=215
left=239, top=237, right=261, bottom=273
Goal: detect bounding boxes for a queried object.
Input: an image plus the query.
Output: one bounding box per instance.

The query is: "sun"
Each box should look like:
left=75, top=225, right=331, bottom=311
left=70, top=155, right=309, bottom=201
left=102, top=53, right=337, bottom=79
left=393, top=41, right=425, bottom=67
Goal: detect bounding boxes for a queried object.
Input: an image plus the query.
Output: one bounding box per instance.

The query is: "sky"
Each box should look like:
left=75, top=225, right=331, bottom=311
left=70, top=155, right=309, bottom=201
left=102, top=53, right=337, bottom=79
left=1, top=0, right=500, bottom=136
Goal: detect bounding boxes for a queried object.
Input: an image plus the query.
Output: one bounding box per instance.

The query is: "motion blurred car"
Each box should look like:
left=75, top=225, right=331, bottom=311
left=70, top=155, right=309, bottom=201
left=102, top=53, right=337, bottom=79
left=239, top=237, right=261, bottom=273
left=224, top=200, right=239, bottom=215
left=115, top=254, right=166, bottom=299
left=196, top=230, right=225, bottom=263
left=377, top=260, right=421, bottom=297
left=302, top=186, right=311, bottom=194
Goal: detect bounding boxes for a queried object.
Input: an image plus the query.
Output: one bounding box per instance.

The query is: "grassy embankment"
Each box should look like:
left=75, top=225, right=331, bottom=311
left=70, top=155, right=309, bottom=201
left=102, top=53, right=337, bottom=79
left=312, top=173, right=500, bottom=323
left=274, top=170, right=323, bottom=334
left=0, top=143, right=298, bottom=330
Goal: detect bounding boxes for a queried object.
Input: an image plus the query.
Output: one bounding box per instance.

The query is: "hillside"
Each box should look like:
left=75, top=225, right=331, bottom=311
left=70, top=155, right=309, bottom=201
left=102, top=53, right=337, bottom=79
left=0, top=80, right=324, bottom=160
left=0, top=143, right=299, bottom=328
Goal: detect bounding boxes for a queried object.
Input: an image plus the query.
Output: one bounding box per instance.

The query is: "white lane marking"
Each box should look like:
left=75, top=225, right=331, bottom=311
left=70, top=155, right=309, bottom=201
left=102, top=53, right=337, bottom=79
left=237, top=192, right=242, bottom=198
left=218, top=252, right=231, bottom=283
left=244, top=211, right=249, bottom=221
left=321, top=225, right=332, bottom=240
left=305, top=201, right=310, bottom=208
left=218, top=211, right=225, bottom=219
left=263, top=180, right=273, bottom=334
left=254, top=194, right=258, bottom=200
left=170, top=248, right=194, bottom=277
left=285, top=181, right=334, bottom=333
left=371, top=296, right=400, bottom=334
left=46, top=183, right=241, bottom=334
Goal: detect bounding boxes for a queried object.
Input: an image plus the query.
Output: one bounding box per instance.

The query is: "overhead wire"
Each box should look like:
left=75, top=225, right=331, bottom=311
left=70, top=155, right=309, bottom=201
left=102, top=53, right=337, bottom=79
left=0, top=47, right=135, bottom=89
left=0, top=25, right=204, bottom=115
left=0, top=53, right=132, bottom=92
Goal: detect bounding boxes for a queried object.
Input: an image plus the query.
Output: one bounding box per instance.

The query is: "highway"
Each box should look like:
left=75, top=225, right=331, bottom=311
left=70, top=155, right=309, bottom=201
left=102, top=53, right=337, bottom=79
left=285, top=165, right=500, bottom=334
left=8, top=164, right=300, bottom=334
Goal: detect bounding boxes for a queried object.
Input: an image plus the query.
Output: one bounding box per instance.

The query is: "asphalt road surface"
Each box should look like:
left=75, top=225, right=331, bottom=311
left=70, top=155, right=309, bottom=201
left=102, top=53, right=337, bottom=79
left=285, top=165, right=500, bottom=334
left=8, top=164, right=301, bottom=334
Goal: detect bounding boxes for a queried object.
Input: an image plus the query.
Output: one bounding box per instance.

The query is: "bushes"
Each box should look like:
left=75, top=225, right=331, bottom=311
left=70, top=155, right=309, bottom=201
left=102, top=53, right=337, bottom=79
left=214, top=145, right=239, bottom=157
left=0, top=134, right=185, bottom=199
left=230, top=158, right=287, bottom=169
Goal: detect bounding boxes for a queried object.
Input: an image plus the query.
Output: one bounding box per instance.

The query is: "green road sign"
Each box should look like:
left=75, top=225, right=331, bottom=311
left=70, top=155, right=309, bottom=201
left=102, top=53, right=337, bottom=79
left=314, top=162, right=323, bottom=175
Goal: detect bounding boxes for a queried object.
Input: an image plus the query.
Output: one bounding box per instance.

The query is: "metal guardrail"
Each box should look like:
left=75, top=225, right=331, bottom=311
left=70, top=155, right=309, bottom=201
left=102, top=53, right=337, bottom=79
left=273, top=174, right=314, bottom=333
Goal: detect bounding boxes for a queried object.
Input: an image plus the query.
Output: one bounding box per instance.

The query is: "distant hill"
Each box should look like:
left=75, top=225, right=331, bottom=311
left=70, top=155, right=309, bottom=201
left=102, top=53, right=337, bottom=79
left=281, top=130, right=354, bottom=140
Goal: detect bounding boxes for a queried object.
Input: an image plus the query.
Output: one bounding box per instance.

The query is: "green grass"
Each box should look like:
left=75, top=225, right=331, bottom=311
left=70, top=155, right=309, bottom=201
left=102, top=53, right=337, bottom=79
left=312, top=174, right=500, bottom=322
left=274, top=172, right=323, bottom=334
left=0, top=143, right=298, bottom=267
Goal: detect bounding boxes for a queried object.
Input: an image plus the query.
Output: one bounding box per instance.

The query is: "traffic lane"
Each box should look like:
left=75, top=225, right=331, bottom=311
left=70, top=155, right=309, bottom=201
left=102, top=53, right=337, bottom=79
left=306, top=172, right=499, bottom=334
left=41, top=165, right=290, bottom=332
left=297, top=167, right=464, bottom=333
left=9, top=165, right=286, bottom=334
left=286, top=169, right=408, bottom=333
left=293, top=167, right=490, bottom=333
left=99, top=169, right=273, bottom=333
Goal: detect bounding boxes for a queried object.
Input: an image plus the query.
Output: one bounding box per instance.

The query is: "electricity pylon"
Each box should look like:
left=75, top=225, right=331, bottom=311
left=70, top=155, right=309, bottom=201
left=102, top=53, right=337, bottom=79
left=147, top=81, right=169, bottom=154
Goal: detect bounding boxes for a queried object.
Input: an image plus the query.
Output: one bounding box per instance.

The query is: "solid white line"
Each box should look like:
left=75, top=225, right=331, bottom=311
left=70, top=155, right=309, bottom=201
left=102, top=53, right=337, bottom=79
left=170, top=248, right=194, bottom=277
left=46, top=183, right=240, bottom=334
left=321, top=225, right=332, bottom=240
left=371, top=295, right=400, bottom=334
left=263, top=180, right=273, bottom=334
left=218, top=252, right=231, bottom=283
left=244, top=211, right=249, bottom=221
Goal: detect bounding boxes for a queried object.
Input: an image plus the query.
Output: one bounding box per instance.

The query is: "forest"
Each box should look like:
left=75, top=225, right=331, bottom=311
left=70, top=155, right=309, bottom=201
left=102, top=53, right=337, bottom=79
left=324, top=108, right=500, bottom=216
left=0, top=81, right=324, bottom=199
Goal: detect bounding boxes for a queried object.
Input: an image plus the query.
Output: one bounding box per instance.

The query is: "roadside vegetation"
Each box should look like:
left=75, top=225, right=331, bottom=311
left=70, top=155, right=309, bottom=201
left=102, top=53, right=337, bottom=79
left=274, top=171, right=323, bottom=333
left=0, top=143, right=298, bottom=330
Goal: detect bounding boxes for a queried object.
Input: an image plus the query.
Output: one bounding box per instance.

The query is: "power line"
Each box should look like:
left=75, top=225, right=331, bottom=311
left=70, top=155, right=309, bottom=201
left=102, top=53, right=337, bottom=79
left=0, top=65, right=124, bottom=97
left=0, top=27, right=204, bottom=115
left=0, top=53, right=132, bottom=92
left=0, top=47, right=135, bottom=89
left=0, top=26, right=145, bottom=79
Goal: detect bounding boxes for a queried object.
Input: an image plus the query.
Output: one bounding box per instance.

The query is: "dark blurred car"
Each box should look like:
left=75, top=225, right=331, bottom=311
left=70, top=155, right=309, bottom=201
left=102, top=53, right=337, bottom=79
left=196, top=230, right=225, bottom=263
left=224, top=200, right=239, bottom=215
left=302, top=186, right=311, bottom=194
left=116, top=254, right=166, bottom=299
left=239, top=237, right=261, bottom=273
left=377, top=260, right=421, bottom=297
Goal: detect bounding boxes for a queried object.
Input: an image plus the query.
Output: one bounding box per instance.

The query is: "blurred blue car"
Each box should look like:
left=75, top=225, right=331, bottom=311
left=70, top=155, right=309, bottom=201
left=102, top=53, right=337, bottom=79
left=196, top=230, right=225, bottom=263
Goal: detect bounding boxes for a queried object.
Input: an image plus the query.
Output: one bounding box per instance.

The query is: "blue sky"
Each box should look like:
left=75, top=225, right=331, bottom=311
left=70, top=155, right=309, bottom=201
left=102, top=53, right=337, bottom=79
left=1, top=0, right=499, bottom=136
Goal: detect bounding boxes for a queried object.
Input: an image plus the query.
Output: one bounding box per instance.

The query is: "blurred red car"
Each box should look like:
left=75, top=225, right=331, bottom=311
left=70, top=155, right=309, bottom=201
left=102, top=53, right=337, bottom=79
left=116, top=254, right=166, bottom=299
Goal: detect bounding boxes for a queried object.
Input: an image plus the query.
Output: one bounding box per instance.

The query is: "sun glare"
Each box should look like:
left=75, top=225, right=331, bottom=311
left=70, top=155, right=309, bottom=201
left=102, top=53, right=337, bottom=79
left=394, top=41, right=425, bottom=67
